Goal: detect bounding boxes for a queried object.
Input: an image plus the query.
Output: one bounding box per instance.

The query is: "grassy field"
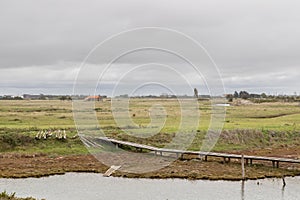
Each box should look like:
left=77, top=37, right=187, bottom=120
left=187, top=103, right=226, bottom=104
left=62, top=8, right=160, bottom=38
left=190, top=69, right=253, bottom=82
left=0, top=99, right=300, bottom=154
left=1, top=99, right=300, bottom=130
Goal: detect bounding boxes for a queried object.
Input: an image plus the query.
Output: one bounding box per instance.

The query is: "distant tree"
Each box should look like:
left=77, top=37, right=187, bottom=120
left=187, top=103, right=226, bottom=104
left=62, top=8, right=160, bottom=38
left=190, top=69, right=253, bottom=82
left=226, top=94, right=233, bottom=102
left=250, top=93, right=261, bottom=98
left=233, top=91, right=239, bottom=98
left=67, top=96, right=72, bottom=101
left=39, top=94, right=46, bottom=100
left=59, top=96, right=67, bottom=101
left=261, top=93, right=267, bottom=98
left=194, top=88, right=199, bottom=98
left=119, top=94, right=129, bottom=98
left=239, top=91, right=250, bottom=99
left=13, top=96, right=23, bottom=100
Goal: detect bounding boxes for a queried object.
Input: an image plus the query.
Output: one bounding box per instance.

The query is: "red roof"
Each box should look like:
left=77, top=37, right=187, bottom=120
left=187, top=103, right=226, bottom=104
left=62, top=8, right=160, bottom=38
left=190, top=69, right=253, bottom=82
left=84, top=96, right=102, bottom=101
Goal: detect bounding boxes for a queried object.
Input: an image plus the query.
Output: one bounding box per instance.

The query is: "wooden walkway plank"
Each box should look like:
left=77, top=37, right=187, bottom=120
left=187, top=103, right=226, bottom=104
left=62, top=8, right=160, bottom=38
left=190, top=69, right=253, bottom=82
left=91, top=137, right=300, bottom=167
left=103, top=165, right=121, bottom=177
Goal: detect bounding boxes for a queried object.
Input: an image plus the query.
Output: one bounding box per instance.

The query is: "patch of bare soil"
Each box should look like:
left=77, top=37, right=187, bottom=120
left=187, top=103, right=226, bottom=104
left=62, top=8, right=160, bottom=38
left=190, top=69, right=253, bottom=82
left=249, top=112, right=300, bottom=119
left=229, top=146, right=300, bottom=160
left=0, top=153, right=107, bottom=178
left=0, top=149, right=299, bottom=180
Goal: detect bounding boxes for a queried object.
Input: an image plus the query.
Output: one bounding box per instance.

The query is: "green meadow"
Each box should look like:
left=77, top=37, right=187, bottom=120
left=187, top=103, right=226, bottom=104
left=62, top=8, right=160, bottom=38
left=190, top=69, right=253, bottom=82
left=0, top=99, right=300, bottom=154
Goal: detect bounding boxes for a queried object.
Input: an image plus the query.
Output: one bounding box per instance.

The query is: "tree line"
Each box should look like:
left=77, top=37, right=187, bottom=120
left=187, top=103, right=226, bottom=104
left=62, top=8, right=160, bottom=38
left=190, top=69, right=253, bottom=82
left=226, top=91, right=300, bottom=103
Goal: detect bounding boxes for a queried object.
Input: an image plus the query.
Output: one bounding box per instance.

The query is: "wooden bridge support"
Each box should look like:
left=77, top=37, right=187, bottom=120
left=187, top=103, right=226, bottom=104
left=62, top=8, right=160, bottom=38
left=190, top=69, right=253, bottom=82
left=272, top=161, right=279, bottom=168
left=245, top=159, right=253, bottom=166
left=224, top=157, right=231, bottom=163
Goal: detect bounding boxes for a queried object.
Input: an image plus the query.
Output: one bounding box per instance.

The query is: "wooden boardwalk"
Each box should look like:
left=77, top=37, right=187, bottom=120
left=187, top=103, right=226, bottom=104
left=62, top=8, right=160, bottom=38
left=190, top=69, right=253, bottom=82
left=90, top=137, right=300, bottom=168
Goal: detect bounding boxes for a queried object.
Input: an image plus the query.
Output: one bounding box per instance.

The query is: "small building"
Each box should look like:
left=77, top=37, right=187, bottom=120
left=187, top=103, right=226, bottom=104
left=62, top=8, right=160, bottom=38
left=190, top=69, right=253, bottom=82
left=84, top=95, right=102, bottom=101
left=23, top=94, right=43, bottom=100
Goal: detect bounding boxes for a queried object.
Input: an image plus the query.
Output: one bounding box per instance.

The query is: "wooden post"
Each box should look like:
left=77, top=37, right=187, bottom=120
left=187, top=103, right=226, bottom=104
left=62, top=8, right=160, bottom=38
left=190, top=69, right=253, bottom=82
left=241, top=154, right=245, bottom=180
left=180, top=153, right=184, bottom=160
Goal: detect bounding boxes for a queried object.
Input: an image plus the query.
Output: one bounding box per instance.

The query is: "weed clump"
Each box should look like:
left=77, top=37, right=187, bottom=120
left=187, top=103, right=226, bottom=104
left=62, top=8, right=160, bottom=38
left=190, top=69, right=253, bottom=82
left=0, top=191, right=42, bottom=200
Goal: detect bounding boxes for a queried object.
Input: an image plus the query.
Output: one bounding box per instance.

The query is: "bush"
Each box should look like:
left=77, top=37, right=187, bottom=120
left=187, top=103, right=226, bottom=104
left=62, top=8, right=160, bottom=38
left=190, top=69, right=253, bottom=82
left=0, top=133, right=34, bottom=150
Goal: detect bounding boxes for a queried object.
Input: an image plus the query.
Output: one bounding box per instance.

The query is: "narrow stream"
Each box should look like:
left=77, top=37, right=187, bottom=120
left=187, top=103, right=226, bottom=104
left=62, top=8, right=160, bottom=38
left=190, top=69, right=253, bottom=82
left=0, top=173, right=299, bottom=200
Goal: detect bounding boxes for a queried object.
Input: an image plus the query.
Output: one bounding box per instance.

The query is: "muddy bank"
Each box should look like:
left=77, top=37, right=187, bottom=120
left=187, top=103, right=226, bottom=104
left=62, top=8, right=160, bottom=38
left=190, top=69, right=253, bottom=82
left=0, top=148, right=299, bottom=181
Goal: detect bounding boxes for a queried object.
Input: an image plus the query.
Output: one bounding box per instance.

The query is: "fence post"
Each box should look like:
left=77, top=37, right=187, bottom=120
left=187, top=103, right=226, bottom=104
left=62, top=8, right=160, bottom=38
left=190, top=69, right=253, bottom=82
left=241, top=154, right=245, bottom=180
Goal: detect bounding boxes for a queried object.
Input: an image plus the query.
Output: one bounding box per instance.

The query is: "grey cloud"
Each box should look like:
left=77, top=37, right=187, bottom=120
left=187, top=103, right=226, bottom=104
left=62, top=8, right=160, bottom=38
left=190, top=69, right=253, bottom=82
left=0, top=0, right=299, bottom=95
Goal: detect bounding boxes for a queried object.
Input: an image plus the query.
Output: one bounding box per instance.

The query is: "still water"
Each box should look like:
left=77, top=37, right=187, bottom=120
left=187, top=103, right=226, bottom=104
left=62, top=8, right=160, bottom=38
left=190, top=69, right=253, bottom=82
left=0, top=173, right=299, bottom=200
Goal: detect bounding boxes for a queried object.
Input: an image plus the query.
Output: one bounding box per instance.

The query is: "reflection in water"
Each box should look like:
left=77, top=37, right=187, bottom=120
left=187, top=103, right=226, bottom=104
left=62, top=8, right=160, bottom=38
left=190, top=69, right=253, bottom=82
left=241, top=181, right=245, bottom=200
left=281, top=185, right=285, bottom=200
left=281, top=177, right=286, bottom=200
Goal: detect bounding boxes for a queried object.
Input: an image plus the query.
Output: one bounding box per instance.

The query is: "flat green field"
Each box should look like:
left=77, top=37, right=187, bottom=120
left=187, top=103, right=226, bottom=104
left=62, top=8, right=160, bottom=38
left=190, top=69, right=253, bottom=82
left=0, top=99, right=300, bottom=154
left=1, top=99, right=300, bottom=130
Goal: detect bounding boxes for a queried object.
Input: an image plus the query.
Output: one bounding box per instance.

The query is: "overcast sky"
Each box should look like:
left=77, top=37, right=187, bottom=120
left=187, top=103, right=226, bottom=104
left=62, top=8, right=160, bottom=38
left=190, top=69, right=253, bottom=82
left=1, top=0, right=300, bottom=96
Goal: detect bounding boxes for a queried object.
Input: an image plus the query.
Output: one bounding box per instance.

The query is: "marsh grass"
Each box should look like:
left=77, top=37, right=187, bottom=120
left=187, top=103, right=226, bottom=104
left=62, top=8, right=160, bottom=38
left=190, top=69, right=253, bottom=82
left=0, top=128, right=87, bottom=155
left=0, top=191, right=42, bottom=200
left=0, top=99, right=299, bottom=154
